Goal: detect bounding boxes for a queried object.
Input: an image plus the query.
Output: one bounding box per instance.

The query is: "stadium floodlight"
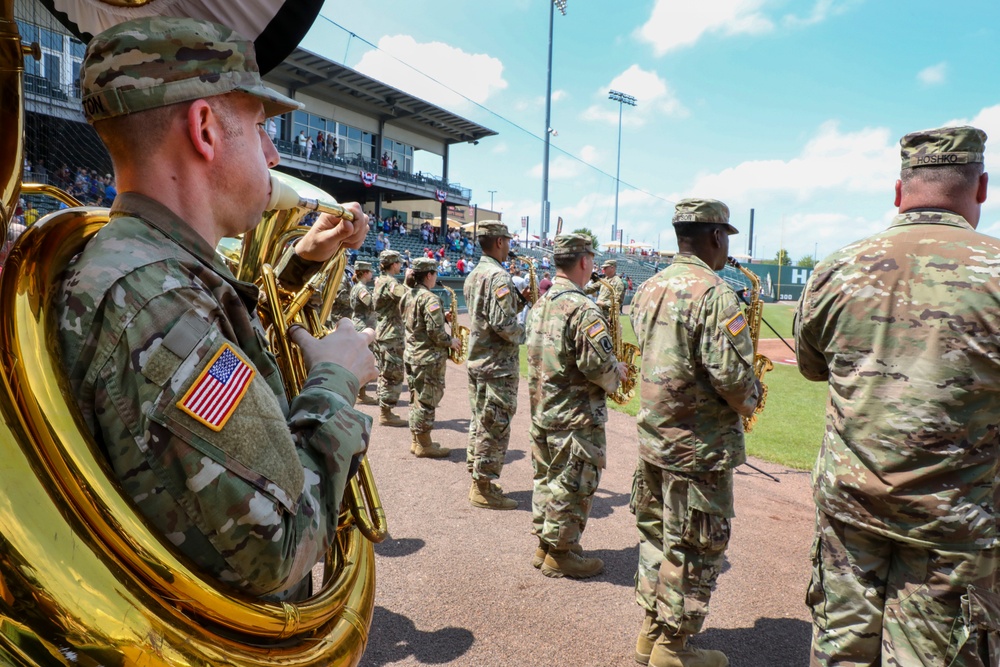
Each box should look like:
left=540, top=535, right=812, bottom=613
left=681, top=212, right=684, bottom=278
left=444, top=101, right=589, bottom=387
left=540, top=0, right=567, bottom=243
left=608, top=89, right=637, bottom=244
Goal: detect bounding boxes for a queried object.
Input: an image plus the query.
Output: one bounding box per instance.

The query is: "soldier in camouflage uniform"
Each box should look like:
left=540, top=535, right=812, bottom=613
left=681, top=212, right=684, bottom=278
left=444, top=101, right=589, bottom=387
left=629, top=199, right=760, bottom=667
left=585, top=258, right=626, bottom=320
left=526, top=234, right=625, bottom=579
left=350, top=261, right=377, bottom=405
left=464, top=220, right=526, bottom=510
left=57, top=17, right=376, bottom=600
left=372, top=250, right=408, bottom=427
left=327, top=265, right=354, bottom=324
left=796, top=126, right=1000, bottom=666
left=400, top=258, right=460, bottom=459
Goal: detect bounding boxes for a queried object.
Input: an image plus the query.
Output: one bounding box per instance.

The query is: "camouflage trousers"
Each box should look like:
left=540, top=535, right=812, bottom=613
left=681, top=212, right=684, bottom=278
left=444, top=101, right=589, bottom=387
left=406, top=359, right=446, bottom=434
left=808, top=510, right=1000, bottom=667
left=466, top=372, right=518, bottom=481
left=530, top=423, right=605, bottom=551
left=374, top=338, right=404, bottom=408
left=631, top=460, right=733, bottom=637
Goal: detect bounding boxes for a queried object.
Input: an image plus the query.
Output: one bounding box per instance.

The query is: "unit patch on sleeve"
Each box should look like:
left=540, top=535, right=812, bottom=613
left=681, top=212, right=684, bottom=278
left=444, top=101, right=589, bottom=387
left=726, top=312, right=747, bottom=337
left=176, top=343, right=255, bottom=432
left=495, top=285, right=510, bottom=299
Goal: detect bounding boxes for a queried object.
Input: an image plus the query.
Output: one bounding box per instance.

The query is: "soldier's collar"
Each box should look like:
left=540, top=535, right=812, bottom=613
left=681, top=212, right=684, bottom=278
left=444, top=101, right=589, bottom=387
left=110, top=192, right=223, bottom=273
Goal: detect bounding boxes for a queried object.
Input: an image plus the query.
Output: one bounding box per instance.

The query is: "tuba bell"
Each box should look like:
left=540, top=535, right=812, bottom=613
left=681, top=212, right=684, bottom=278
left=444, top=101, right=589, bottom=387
left=595, top=277, right=640, bottom=405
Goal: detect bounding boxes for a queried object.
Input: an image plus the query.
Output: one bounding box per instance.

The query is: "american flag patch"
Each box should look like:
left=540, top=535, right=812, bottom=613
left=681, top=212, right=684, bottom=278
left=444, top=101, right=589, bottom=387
left=429, top=301, right=440, bottom=312
left=726, top=312, right=747, bottom=337
left=495, top=285, right=510, bottom=299
left=586, top=321, right=605, bottom=338
left=177, top=343, right=255, bottom=432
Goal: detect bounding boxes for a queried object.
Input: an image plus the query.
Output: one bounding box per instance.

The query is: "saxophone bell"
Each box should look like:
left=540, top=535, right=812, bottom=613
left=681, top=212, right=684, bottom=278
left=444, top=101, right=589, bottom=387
left=442, top=285, right=470, bottom=364
left=727, top=256, right=774, bottom=432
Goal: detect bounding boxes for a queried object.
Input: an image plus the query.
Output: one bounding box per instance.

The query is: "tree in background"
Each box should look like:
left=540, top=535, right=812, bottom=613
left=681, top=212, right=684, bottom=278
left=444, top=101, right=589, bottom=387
left=572, top=227, right=600, bottom=250
left=797, top=255, right=817, bottom=268
left=774, top=249, right=792, bottom=266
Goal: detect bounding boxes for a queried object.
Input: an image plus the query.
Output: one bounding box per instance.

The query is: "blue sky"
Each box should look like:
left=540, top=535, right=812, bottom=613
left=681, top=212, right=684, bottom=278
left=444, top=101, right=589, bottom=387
left=301, top=0, right=1000, bottom=262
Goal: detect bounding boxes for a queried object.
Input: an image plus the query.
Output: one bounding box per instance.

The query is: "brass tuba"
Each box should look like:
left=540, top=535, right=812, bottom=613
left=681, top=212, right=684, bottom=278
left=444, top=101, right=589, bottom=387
left=442, top=284, right=470, bottom=364
left=0, top=10, right=380, bottom=662
left=727, top=257, right=774, bottom=432
left=596, top=277, right=640, bottom=405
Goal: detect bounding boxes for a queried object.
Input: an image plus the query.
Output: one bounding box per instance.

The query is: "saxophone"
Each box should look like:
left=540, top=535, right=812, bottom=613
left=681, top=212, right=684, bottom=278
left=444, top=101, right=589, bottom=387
left=596, top=278, right=640, bottom=404
left=526, top=258, right=539, bottom=305
left=727, top=257, right=774, bottom=432
left=442, top=285, right=470, bottom=364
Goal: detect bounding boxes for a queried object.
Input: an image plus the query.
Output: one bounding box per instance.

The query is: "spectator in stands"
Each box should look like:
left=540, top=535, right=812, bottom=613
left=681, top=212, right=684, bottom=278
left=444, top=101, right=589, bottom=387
left=0, top=214, right=27, bottom=272
left=392, top=159, right=398, bottom=175
left=465, top=238, right=474, bottom=257
left=402, top=250, right=412, bottom=270
left=456, top=257, right=466, bottom=276
left=540, top=255, right=551, bottom=270
left=316, top=132, right=325, bottom=157
left=440, top=257, right=452, bottom=275
left=330, top=135, right=338, bottom=158
left=34, top=159, right=48, bottom=181
left=539, top=271, right=553, bottom=296
left=375, top=232, right=386, bottom=254
left=102, top=175, right=117, bottom=207
left=23, top=203, right=39, bottom=226
left=265, top=117, right=277, bottom=142
left=296, top=130, right=307, bottom=155
left=436, top=245, right=446, bottom=261
left=425, top=247, right=434, bottom=259
left=305, top=135, right=314, bottom=160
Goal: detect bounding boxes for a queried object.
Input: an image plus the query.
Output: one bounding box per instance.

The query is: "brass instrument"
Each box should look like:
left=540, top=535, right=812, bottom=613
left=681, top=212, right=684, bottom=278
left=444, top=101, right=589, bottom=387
left=442, top=284, right=470, bottom=364
left=526, top=258, right=539, bottom=305
left=727, top=257, right=774, bottom=432
left=0, top=5, right=381, bottom=658
left=596, top=277, right=640, bottom=404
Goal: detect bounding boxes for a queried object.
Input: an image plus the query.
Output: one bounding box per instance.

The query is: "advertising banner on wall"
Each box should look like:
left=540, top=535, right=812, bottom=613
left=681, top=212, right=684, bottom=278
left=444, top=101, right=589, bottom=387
left=743, top=264, right=813, bottom=302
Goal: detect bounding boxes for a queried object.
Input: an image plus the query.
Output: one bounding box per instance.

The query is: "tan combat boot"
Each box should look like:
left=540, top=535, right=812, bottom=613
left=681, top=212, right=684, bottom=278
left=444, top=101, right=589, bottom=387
left=635, top=610, right=661, bottom=665
left=469, top=479, right=517, bottom=510
left=540, top=549, right=604, bottom=579
left=412, top=431, right=450, bottom=459
left=648, top=634, right=728, bottom=667
left=358, top=386, right=377, bottom=405
left=532, top=541, right=583, bottom=569
left=378, top=406, right=407, bottom=427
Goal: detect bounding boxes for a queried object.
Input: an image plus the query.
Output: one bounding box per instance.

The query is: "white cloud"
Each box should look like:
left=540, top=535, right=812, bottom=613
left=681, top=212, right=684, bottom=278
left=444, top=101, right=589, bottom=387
left=918, top=62, right=947, bottom=86
left=581, top=65, right=686, bottom=127
left=529, top=154, right=584, bottom=180
left=687, top=121, right=897, bottom=202
left=637, top=0, right=857, bottom=54
left=354, top=35, right=507, bottom=111
left=637, top=0, right=773, bottom=55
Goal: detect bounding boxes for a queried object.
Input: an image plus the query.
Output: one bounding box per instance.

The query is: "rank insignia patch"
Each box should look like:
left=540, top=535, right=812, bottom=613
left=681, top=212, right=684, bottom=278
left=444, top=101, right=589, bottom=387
left=495, top=285, right=510, bottom=299
left=177, top=343, right=255, bottom=432
left=726, top=312, right=747, bottom=337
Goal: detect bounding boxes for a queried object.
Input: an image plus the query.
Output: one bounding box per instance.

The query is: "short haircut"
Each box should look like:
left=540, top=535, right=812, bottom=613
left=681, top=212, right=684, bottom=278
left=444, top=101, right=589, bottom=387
left=479, top=235, right=504, bottom=252
left=900, top=162, right=983, bottom=192
left=673, top=222, right=728, bottom=243
left=554, top=252, right=590, bottom=270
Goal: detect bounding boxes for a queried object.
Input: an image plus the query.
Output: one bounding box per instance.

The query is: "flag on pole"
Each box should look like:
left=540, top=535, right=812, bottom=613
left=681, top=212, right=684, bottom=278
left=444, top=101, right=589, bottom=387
left=556, top=216, right=563, bottom=235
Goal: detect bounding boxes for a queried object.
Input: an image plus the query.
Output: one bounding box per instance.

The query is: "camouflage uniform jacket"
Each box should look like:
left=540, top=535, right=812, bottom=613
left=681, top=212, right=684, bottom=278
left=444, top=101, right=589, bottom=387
left=629, top=254, right=759, bottom=472
left=463, top=254, right=525, bottom=378
left=350, top=280, right=375, bottom=331
left=585, top=274, right=626, bottom=310
left=796, top=210, right=1000, bottom=550
left=373, top=274, right=406, bottom=342
left=526, top=277, right=620, bottom=436
left=328, top=270, right=353, bottom=323
left=401, top=285, right=452, bottom=366
left=56, top=193, right=371, bottom=597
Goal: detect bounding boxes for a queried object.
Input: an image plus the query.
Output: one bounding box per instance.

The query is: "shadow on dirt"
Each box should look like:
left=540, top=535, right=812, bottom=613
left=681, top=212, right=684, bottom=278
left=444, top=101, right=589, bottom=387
left=695, top=617, right=811, bottom=666
left=360, top=606, right=475, bottom=667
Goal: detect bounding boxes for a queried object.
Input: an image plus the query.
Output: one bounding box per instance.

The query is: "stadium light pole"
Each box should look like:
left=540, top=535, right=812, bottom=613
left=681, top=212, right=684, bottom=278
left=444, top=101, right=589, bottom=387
left=540, top=0, right=567, bottom=244
left=608, top=89, right=636, bottom=245
left=488, top=189, right=497, bottom=211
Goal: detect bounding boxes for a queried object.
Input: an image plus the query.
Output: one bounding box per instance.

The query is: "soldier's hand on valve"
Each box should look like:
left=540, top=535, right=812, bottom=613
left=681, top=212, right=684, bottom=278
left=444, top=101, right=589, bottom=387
left=294, top=202, right=368, bottom=262
left=290, top=320, right=377, bottom=385
left=615, top=362, right=628, bottom=382
left=450, top=337, right=462, bottom=351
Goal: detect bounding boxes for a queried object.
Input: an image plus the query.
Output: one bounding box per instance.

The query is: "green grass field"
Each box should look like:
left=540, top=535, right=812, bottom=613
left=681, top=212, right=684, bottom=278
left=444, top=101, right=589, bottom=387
left=519, top=306, right=826, bottom=471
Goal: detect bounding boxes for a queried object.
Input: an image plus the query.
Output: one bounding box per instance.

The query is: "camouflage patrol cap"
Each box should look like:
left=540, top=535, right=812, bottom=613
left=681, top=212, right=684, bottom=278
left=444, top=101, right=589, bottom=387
left=379, top=250, right=401, bottom=266
left=477, top=220, right=513, bottom=239
left=601, top=259, right=617, bottom=269
left=80, top=17, right=301, bottom=124
left=900, top=126, right=987, bottom=169
left=355, top=261, right=373, bottom=272
left=552, top=233, right=595, bottom=256
left=412, top=257, right=438, bottom=272
left=672, top=198, right=738, bottom=235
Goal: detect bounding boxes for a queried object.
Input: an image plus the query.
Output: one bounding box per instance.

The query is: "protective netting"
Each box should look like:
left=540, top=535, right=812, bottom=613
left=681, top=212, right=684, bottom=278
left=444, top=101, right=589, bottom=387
left=15, top=0, right=113, bottom=221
